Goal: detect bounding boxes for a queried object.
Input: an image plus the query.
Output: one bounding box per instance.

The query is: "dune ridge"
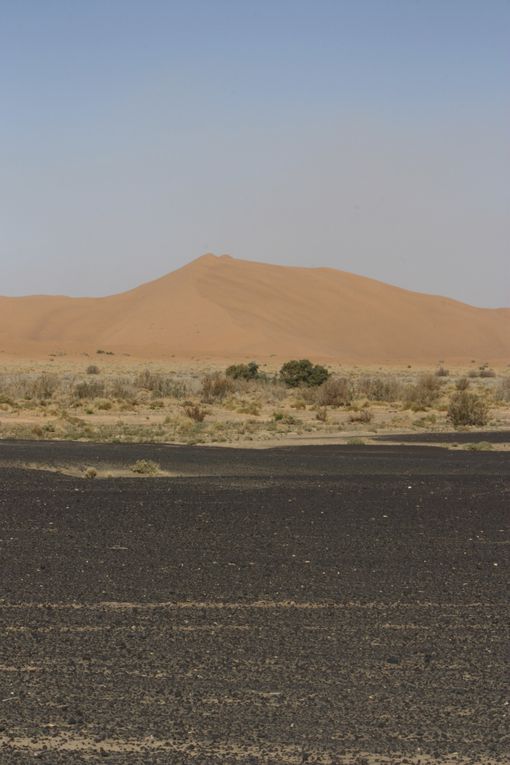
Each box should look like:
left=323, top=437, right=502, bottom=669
left=1, top=254, right=509, bottom=362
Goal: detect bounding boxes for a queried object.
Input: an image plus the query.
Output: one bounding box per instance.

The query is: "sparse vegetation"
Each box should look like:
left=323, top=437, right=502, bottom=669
left=464, top=441, right=493, bottom=451
left=135, top=369, right=188, bottom=398
left=496, top=377, right=510, bottom=402
left=315, top=407, right=328, bottom=422
left=403, top=374, right=441, bottom=411
left=447, top=391, right=489, bottom=428
left=130, top=459, right=160, bottom=475
left=201, top=372, right=234, bottom=402
left=181, top=401, right=207, bottom=422
left=272, top=411, right=298, bottom=426
left=349, top=408, right=373, bottom=424
left=0, top=361, right=507, bottom=446
left=73, top=380, right=105, bottom=399
left=316, top=376, right=353, bottom=406
left=86, top=364, right=100, bottom=375
left=357, top=376, right=403, bottom=402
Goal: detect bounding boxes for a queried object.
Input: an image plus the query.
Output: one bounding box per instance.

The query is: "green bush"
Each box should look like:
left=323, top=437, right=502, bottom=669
left=280, top=359, right=330, bottom=388
left=225, top=361, right=261, bottom=380
left=447, top=391, right=489, bottom=428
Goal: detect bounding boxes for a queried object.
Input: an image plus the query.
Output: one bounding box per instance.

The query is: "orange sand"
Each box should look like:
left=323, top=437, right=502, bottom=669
left=1, top=254, right=509, bottom=363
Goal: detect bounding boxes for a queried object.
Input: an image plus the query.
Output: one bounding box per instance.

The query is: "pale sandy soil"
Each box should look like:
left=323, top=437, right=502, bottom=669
left=0, top=734, right=501, bottom=764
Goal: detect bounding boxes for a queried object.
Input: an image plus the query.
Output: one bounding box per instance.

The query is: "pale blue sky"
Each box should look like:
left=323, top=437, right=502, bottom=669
left=1, top=0, right=509, bottom=306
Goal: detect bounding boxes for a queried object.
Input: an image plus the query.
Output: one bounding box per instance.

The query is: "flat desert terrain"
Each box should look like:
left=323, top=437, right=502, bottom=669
left=0, top=356, right=509, bottom=450
left=0, top=440, right=508, bottom=763
left=1, top=256, right=508, bottom=764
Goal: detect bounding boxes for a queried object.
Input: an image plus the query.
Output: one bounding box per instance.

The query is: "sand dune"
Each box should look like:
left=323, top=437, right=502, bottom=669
left=1, top=254, right=509, bottom=362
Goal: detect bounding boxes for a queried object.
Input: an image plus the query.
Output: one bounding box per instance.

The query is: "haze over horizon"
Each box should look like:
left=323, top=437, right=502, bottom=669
left=1, top=0, right=509, bottom=307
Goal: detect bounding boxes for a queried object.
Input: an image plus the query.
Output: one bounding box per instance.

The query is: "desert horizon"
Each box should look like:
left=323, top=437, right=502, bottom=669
left=2, top=253, right=509, bottom=364
left=2, top=3, right=509, bottom=763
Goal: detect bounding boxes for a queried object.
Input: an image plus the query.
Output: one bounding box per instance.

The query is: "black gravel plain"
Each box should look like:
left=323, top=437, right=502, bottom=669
left=0, top=440, right=508, bottom=764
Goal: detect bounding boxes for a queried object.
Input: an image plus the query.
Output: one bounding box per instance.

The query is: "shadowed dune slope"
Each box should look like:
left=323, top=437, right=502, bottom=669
left=1, top=254, right=509, bottom=362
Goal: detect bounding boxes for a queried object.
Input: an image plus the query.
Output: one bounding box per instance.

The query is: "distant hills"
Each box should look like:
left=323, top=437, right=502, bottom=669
left=1, top=254, right=509, bottom=363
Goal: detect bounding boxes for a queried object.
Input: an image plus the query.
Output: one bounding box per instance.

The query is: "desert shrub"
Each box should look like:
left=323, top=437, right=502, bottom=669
left=479, top=368, right=496, bottom=378
left=495, top=377, right=510, bottom=402
left=130, top=459, right=160, bottom=475
left=109, top=378, right=137, bottom=400
left=225, top=361, right=261, bottom=381
left=237, top=401, right=261, bottom=416
left=73, top=380, right=105, bottom=399
left=456, top=377, right=470, bottom=391
left=280, top=359, right=330, bottom=388
left=468, top=369, right=479, bottom=378
left=201, top=372, right=234, bottom=402
left=316, top=376, right=353, bottom=407
left=356, top=376, right=403, bottom=402
left=96, top=399, right=113, bottom=410
left=403, top=374, right=441, bottom=410
left=165, top=380, right=189, bottom=398
left=272, top=411, right=298, bottom=425
left=349, top=408, right=373, bottom=424
left=135, top=369, right=158, bottom=390
left=181, top=402, right=207, bottom=422
left=465, top=441, right=493, bottom=451
left=86, top=365, right=100, bottom=375
left=413, top=413, right=438, bottom=428
left=447, top=391, right=489, bottom=428
left=135, top=369, right=187, bottom=398
left=17, top=373, right=60, bottom=401
left=435, top=366, right=449, bottom=377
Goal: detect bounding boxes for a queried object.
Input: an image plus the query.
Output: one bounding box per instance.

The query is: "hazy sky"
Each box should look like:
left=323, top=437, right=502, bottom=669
left=1, top=0, right=509, bottom=307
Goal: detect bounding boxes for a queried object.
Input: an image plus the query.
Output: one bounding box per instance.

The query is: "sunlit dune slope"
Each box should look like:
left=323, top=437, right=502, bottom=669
left=1, top=254, right=509, bottom=362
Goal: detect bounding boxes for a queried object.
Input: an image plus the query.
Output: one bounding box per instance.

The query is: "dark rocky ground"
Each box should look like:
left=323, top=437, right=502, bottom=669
left=0, top=440, right=508, bottom=764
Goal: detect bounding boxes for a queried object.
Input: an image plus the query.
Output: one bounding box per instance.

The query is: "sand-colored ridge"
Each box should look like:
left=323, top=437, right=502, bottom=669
left=1, top=253, right=509, bottom=362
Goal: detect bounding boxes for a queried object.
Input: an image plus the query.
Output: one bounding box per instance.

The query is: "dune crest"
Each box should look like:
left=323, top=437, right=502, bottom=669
left=1, top=254, right=509, bottom=362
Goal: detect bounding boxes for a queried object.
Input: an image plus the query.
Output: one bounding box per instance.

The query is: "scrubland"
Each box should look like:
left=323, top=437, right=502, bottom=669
left=0, top=355, right=509, bottom=447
